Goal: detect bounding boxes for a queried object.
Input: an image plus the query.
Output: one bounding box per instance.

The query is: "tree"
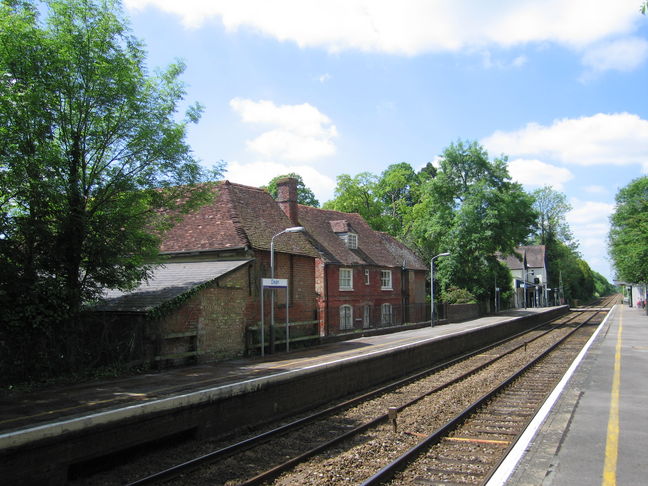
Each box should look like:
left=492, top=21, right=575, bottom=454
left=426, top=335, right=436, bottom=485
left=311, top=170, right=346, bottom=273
left=608, top=176, right=648, bottom=284
left=375, top=162, right=419, bottom=235
left=0, top=0, right=220, bottom=378
left=406, top=140, right=537, bottom=304
left=530, top=186, right=574, bottom=246
left=592, top=271, right=616, bottom=297
left=263, top=173, right=319, bottom=207
left=322, top=172, right=388, bottom=231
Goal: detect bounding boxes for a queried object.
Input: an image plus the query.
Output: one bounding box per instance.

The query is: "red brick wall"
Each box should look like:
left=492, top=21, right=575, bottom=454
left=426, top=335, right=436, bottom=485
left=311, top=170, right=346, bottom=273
left=326, top=265, right=402, bottom=305
left=254, top=250, right=318, bottom=324
left=323, top=264, right=404, bottom=333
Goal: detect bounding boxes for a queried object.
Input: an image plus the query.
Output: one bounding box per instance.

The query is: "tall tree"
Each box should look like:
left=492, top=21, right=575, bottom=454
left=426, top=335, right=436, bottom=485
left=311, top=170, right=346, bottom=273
left=608, top=176, right=648, bottom=284
left=530, top=186, right=574, bottom=246
left=375, top=162, right=418, bottom=235
left=0, top=0, right=219, bottom=377
left=263, top=173, right=319, bottom=207
left=406, top=140, right=536, bottom=303
left=322, top=172, right=388, bottom=231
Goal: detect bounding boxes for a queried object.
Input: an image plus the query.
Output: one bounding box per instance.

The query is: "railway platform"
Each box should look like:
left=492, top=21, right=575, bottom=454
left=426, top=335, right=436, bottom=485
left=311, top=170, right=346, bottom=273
left=0, top=307, right=552, bottom=438
left=0, top=305, right=569, bottom=484
left=492, top=303, right=648, bottom=486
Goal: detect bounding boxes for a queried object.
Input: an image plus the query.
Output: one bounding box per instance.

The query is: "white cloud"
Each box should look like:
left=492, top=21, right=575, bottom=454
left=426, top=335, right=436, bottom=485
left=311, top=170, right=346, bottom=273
left=481, top=52, right=528, bottom=70
left=317, top=73, right=332, bottom=83
left=567, top=200, right=614, bottom=225
left=224, top=160, right=336, bottom=202
left=125, top=0, right=642, bottom=56
left=229, top=98, right=338, bottom=161
left=483, top=113, right=648, bottom=167
left=507, top=158, right=573, bottom=189
left=581, top=37, right=648, bottom=76
left=584, top=185, right=608, bottom=195
left=567, top=199, right=615, bottom=279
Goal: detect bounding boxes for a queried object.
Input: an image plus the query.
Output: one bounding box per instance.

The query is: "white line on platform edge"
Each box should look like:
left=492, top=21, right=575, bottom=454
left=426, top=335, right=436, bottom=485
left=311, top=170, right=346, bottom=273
left=485, top=305, right=617, bottom=486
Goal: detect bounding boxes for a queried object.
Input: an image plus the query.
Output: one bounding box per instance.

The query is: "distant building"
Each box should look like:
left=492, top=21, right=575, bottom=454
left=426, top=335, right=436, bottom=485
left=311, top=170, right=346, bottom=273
left=499, top=245, right=550, bottom=308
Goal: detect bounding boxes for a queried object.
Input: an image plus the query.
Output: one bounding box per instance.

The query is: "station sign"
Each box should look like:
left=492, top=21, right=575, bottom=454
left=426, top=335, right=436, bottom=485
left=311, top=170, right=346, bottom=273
left=262, top=278, right=288, bottom=288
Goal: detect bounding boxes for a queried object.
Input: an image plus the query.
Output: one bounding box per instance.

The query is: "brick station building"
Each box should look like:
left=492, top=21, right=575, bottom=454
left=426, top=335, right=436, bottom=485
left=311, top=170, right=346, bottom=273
left=97, top=178, right=427, bottom=364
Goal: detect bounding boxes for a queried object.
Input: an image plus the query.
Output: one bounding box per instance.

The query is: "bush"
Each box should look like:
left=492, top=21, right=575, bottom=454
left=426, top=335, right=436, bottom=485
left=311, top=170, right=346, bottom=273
left=443, top=287, right=477, bottom=304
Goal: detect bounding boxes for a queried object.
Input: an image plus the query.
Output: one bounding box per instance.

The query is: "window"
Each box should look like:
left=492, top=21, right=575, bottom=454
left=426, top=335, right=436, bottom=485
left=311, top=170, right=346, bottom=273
left=364, top=269, right=370, bottom=285
left=381, top=270, right=392, bottom=290
left=339, top=268, right=353, bottom=290
left=340, top=305, right=353, bottom=330
left=381, top=303, right=393, bottom=325
left=338, top=232, right=358, bottom=249
left=363, top=304, right=371, bottom=328
left=346, top=233, right=358, bottom=249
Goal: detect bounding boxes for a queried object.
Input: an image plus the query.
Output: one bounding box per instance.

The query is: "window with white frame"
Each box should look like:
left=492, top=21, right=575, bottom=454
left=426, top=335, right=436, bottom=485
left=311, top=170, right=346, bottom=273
left=380, top=270, right=392, bottom=290
left=381, top=303, right=393, bottom=325
left=364, top=268, right=370, bottom=285
left=339, top=268, right=353, bottom=290
left=346, top=232, right=358, bottom=249
left=340, top=305, right=353, bottom=330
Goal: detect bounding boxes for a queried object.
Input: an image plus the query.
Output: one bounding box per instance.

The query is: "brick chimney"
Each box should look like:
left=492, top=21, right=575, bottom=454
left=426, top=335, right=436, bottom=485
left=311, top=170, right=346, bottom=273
left=276, top=177, right=299, bottom=225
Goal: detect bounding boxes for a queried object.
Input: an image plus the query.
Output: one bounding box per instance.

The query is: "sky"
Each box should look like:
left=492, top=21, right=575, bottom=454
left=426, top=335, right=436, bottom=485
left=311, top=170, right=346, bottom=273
left=122, top=0, right=648, bottom=282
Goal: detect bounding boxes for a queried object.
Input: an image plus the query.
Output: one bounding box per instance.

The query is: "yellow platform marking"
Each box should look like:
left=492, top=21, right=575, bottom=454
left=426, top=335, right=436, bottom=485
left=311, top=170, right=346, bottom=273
left=602, top=308, right=623, bottom=486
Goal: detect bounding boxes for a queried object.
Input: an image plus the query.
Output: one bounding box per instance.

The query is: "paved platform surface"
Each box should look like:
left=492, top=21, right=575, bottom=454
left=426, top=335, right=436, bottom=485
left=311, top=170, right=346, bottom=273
left=0, top=308, right=549, bottom=438
left=495, top=304, right=648, bottom=486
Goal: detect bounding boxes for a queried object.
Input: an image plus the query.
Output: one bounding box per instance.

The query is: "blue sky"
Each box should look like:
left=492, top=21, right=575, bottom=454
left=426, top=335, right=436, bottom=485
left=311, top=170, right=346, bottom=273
left=123, top=0, right=648, bottom=282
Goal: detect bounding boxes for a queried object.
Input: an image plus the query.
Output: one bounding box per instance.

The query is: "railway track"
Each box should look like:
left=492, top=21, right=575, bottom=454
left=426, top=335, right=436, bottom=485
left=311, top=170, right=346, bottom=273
left=97, top=298, right=616, bottom=486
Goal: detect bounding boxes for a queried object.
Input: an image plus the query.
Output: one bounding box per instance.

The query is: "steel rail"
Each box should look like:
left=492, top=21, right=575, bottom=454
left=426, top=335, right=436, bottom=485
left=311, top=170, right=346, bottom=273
left=359, top=308, right=607, bottom=485
left=125, top=309, right=578, bottom=486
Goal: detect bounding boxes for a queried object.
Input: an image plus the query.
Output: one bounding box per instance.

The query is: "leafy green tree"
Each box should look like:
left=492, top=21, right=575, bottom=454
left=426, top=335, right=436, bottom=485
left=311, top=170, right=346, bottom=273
left=592, top=271, right=616, bottom=297
left=0, top=0, right=220, bottom=379
left=375, top=162, right=418, bottom=234
left=263, top=173, right=319, bottom=207
left=530, top=186, right=574, bottom=246
left=406, top=140, right=536, bottom=304
left=608, top=176, right=648, bottom=284
left=323, top=172, right=388, bottom=230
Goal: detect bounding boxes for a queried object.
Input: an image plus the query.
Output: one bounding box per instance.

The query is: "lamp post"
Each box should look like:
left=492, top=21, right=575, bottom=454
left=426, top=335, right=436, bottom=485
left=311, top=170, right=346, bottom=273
left=430, top=252, right=450, bottom=326
left=269, top=226, right=304, bottom=353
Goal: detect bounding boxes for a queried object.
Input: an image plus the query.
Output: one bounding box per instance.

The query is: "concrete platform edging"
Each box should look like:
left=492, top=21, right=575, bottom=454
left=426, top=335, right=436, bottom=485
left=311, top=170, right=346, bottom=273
left=0, top=306, right=568, bottom=485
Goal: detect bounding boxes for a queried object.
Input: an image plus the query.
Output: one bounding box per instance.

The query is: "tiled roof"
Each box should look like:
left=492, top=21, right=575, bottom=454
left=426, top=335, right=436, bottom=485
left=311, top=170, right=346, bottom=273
left=329, top=220, right=351, bottom=233
left=96, top=260, right=251, bottom=313
left=297, top=205, right=403, bottom=267
left=160, top=181, right=318, bottom=258
left=377, top=232, right=427, bottom=271
left=500, top=245, right=546, bottom=270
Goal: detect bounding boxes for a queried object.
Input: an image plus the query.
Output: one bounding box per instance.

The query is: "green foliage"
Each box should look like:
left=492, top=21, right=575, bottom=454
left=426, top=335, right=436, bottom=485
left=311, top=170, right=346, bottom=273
left=323, top=161, right=433, bottom=236
left=530, top=186, right=574, bottom=246
left=592, top=271, right=616, bottom=297
left=405, top=140, right=537, bottom=303
left=608, top=176, right=648, bottom=284
left=442, top=287, right=477, bottom=304
left=0, top=0, right=221, bottom=382
left=375, top=162, right=418, bottom=234
left=263, top=173, right=320, bottom=207
left=323, top=172, right=389, bottom=230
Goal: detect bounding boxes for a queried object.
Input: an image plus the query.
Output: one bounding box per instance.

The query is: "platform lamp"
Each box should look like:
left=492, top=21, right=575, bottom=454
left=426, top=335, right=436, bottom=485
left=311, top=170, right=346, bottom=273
left=431, top=252, right=450, bottom=326
left=270, top=226, right=304, bottom=353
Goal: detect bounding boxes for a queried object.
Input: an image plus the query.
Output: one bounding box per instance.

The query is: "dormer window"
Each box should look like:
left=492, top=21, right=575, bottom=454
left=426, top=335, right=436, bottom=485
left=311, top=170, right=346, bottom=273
left=330, top=220, right=358, bottom=249
left=337, top=232, right=358, bottom=249
left=346, top=232, right=358, bottom=249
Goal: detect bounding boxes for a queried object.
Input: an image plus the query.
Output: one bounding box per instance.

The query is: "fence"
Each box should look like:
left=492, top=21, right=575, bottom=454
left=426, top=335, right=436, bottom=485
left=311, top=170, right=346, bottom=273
left=324, top=302, right=434, bottom=336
